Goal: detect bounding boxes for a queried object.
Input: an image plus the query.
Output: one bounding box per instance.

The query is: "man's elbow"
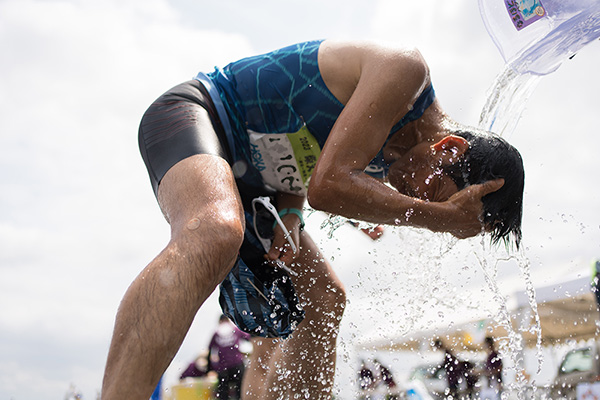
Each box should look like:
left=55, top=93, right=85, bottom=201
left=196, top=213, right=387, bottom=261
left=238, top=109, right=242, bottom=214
left=307, top=174, right=341, bottom=213
left=307, top=180, right=329, bottom=212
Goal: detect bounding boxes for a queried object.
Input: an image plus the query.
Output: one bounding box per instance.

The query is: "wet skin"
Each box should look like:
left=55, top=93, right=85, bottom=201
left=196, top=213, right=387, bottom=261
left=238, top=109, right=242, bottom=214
left=387, top=140, right=461, bottom=203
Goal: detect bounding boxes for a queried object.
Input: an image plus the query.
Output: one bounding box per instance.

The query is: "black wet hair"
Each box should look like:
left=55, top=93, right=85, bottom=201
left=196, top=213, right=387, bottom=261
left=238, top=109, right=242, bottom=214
left=443, top=127, right=524, bottom=249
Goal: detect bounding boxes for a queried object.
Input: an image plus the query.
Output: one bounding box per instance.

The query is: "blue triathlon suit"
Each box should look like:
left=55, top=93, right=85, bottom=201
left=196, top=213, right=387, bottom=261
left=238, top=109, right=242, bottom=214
left=139, top=39, right=435, bottom=197
left=195, top=39, right=435, bottom=194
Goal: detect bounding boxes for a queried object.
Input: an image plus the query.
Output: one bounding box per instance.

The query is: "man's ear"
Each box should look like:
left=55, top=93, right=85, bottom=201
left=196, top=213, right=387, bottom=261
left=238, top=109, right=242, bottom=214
left=431, top=135, right=469, bottom=165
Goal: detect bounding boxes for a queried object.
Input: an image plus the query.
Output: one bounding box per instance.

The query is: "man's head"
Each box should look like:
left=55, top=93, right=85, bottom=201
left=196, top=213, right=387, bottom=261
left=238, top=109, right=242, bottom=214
left=444, top=127, right=524, bottom=248
left=387, top=126, right=524, bottom=248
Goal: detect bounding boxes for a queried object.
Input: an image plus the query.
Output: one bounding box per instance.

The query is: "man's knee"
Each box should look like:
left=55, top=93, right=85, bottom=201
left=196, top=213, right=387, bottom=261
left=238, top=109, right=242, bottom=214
left=175, top=211, right=245, bottom=286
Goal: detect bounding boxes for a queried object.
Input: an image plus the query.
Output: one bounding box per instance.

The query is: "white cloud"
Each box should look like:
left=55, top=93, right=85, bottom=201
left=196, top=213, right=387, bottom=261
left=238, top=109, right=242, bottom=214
left=0, top=0, right=253, bottom=398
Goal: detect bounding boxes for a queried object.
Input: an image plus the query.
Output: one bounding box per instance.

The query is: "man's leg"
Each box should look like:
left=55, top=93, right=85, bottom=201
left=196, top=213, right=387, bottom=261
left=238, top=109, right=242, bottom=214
left=231, top=364, right=245, bottom=400
left=216, top=370, right=230, bottom=400
left=241, top=337, right=277, bottom=398
left=101, top=154, right=244, bottom=400
left=243, top=232, right=347, bottom=400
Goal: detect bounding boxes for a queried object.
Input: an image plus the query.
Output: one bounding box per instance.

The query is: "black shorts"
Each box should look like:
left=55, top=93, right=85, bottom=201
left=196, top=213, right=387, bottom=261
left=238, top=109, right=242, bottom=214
left=138, top=79, right=231, bottom=197
left=138, top=82, right=303, bottom=338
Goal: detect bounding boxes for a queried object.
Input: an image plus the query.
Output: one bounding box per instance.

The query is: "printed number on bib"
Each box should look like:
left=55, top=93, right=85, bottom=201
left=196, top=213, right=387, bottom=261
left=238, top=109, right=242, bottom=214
left=248, top=125, right=321, bottom=195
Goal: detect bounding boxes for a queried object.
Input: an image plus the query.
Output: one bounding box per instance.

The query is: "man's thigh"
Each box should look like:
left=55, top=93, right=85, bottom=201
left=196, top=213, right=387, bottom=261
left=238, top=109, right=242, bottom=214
left=157, top=154, right=244, bottom=236
left=137, top=79, right=243, bottom=233
left=138, top=79, right=231, bottom=198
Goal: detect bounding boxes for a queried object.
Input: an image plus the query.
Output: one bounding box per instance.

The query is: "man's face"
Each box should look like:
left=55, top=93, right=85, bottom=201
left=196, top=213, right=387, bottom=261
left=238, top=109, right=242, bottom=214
left=388, top=141, right=460, bottom=202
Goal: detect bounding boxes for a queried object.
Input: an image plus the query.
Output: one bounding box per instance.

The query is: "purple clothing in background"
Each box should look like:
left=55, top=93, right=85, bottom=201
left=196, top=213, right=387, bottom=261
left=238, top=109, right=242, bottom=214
left=485, top=350, right=503, bottom=384
left=180, top=361, right=207, bottom=379
left=209, top=321, right=251, bottom=372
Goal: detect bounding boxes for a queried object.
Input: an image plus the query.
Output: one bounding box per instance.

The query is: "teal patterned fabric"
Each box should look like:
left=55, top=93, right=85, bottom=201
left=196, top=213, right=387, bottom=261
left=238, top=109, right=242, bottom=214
left=203, top=40, right=435, bottom=184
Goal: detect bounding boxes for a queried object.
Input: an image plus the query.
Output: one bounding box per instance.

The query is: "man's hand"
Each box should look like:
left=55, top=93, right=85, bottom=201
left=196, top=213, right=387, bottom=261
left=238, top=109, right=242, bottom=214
left=361, top=225, right=384, bottom=240
left=434, top=179, right=504, bottom=239
left=266, top=213, right=303, bottom=265
left=348, top=221, right=385, bottom=240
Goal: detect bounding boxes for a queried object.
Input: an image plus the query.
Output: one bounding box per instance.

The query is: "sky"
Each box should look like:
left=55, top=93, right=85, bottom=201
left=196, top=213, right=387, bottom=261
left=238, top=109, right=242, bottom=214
left=1, top=0, right=599, bottom=399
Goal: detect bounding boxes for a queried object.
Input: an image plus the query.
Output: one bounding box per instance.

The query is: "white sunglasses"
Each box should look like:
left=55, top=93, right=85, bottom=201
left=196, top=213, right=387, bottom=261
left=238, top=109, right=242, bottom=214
left=251, top=196, right=298, bottom=276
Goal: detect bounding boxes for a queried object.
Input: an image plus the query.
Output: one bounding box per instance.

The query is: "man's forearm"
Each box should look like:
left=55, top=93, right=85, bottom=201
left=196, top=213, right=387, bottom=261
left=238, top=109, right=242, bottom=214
left=308, top=169, right=439, bottom=230
left=276, top=192, right=306, bottom=212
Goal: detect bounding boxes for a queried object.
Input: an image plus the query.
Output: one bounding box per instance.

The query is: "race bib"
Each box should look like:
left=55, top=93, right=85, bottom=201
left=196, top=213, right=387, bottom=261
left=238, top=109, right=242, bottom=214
left=248, top=125, right=321, bottom=195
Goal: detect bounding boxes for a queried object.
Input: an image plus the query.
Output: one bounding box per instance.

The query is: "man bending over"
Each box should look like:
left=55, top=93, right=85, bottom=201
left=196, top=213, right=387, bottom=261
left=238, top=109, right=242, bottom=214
left=101, top=39, right=524, bottom=400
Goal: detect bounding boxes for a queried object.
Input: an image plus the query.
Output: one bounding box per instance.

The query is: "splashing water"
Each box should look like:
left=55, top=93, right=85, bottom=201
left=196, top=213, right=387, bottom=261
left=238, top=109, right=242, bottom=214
left=475, top=246, right=522, bottom=399
left=473, top=6, right=599, bottom=384
left=475, top=240, right=544, bottom=400
left=478, top=66, right=542, bottom=136
left=516, top=252, right=544, bottom=374
left=320, top=213, right=351, bottom=239
left=340, top=222, right=546, bottom=399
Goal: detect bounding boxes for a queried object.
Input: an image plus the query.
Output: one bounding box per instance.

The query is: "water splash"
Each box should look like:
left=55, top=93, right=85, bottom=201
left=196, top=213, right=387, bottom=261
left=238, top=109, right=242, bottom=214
left=476, top=39, right=548, bottom=398
left=478, top=65, right=542, bottom=136
left=516, top=252, right=544, bottom=374
left=354, top=229, right=497, bottom=343
left=337, top=223, right=549, bottom=399
left=475, top=239, right=544, bottom=400
left=319, top=214, right=350, bottom=239
left=475, top=246, right=526, bottom=400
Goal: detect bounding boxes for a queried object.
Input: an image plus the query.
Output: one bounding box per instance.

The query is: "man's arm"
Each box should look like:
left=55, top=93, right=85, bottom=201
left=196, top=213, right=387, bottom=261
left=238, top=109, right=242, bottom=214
left=309, top=42, right=500, bottom=238
left=266, top=192, right=305, bottom=265
left=310, top=43, right=429, bottom=220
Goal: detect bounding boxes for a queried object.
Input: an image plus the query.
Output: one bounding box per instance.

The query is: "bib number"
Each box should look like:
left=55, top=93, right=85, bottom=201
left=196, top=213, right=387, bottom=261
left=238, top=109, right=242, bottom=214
left=248, top=125, right=321, bottom=195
